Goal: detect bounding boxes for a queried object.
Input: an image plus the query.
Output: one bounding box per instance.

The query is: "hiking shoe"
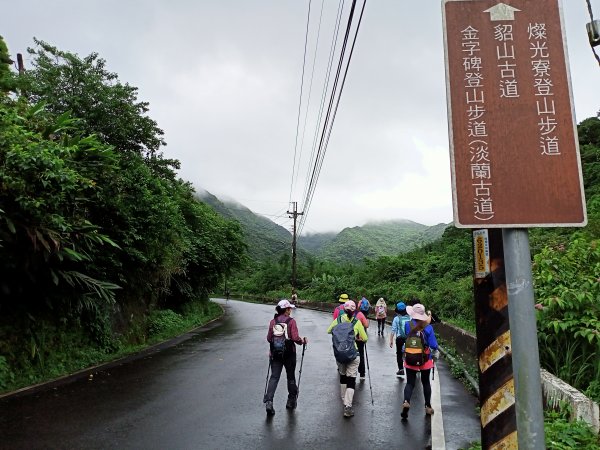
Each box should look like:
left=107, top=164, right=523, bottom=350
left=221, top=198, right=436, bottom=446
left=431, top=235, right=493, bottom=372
left=425, top=406, right=434, bottom=415
left=401, top=401, right=410, bottom=419
left=359, top=374, right=366, bottom=380
left=286, top=396, right=297, bottom=409
left=396, top=369, right=405, bottom=377
left=265, top=401, right=275, bottom=416
left=343, top=405, right=354, bottom=417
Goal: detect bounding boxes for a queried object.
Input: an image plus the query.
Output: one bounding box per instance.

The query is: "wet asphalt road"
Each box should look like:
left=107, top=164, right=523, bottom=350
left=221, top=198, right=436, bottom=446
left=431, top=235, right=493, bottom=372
left=0, top=299, right=480, bottom=449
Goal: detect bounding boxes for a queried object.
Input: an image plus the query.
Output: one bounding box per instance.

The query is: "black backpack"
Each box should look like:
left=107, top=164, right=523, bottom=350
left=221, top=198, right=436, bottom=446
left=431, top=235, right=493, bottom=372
left=271, top=316, right=291, bottom=359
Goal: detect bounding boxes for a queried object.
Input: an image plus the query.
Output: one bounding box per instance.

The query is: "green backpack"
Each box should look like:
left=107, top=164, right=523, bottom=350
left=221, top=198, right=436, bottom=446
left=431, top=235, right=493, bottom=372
left=404, top=322, right=427, bottom=366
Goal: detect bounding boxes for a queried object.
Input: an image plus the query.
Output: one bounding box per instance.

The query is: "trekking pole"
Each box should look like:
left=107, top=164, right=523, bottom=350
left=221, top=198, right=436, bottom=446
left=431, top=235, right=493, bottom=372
left=364, top=343, right=374, bottom=405
left=263, top=357, right=272, bottom=400
left=296, top=343, right=307, bottom=397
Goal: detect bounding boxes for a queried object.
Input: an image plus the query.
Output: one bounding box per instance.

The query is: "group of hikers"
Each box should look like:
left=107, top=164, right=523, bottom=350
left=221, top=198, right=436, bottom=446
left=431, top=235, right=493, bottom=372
left=263, top=294, right=439, bottom=419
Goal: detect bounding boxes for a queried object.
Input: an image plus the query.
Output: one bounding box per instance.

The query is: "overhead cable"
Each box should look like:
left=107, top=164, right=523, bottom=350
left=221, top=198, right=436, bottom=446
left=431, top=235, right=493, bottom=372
left=289, top=0, right=313, bottom=205
left=300, top=0, right=346, bottom=208
left=299, top=0, right=367, bottom=235
left=300, top=0, right=358, bottom=228
left=301, top=0, right=368, bottom=233
left=292, top=0, right=327, bottom=199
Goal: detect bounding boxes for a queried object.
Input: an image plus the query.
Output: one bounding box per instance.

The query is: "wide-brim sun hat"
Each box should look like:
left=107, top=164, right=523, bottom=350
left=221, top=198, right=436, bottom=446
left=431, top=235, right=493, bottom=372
left=406, top=303, right=429, bottom=321
left=343, top=300, right=356, bottom=311
left=278, top=299, right=296, bottom=309
left=338, top=293, right=349, bottom=303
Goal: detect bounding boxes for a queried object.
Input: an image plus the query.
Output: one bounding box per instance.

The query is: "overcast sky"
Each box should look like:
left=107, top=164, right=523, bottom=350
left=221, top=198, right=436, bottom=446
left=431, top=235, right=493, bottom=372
left=3, top=1, right=599, bottom=234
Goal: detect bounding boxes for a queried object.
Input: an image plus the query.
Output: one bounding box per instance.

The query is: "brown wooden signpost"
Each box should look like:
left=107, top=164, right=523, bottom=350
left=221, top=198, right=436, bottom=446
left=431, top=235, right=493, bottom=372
left=442, top=1, right=588, bottom=449
left=443, top=0, right=586, bottom=227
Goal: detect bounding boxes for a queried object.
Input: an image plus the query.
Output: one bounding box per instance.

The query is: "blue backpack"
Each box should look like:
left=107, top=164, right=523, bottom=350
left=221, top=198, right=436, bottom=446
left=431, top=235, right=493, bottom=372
left=332, top=316, right=359, bottom=363
left=398, top=315, right=411, bottom=339
left=359, top=298, right=370, bottom=313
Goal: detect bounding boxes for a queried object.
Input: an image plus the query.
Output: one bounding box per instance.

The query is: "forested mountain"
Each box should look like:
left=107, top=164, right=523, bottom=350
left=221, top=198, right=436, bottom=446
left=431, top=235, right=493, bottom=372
left=199, top=191, right=449, bottom=263
left=301, top=220, right=448, bottom=262
left=197, top=190, right=292, bottom=260
left=298, top=231, right=337, bottom=253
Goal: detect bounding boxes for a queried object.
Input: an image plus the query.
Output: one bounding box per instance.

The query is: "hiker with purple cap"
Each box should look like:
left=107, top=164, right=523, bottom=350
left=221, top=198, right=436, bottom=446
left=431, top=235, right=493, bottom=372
left=400, top=303, right=439, bottom=420
left=264, top=299, right=307, bottom=416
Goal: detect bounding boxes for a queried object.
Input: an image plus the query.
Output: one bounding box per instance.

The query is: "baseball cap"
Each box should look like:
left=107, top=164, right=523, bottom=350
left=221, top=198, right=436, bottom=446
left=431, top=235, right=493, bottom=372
left=278, top=299, right=296, bottom=309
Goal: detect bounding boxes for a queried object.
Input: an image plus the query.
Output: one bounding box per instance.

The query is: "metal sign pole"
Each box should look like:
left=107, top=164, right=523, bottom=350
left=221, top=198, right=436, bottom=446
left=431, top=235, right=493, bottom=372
left=502, top=228, right=545, bottom=450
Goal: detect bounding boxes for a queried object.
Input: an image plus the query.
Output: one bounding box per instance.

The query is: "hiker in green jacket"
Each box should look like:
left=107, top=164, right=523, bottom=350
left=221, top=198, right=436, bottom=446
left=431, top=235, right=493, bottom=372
left=327, top=300, right=368, bottom=418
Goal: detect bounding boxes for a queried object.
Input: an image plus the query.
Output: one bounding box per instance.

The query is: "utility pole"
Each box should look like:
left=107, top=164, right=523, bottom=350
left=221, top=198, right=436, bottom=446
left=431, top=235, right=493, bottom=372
left=16, top=54, right=25, bottom=74
left=287, top=202, right=303, bottom=295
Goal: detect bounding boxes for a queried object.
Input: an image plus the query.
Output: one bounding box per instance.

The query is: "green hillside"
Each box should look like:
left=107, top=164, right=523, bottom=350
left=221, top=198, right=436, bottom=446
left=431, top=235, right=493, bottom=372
left=312, top=220, right=448, bottom=262
left=197, top=190, right=293, bottom=261
left=298, top=231, right=337, bottom=253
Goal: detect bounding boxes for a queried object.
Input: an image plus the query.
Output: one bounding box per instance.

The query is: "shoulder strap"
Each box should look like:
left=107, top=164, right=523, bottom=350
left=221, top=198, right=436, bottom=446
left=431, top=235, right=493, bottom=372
left=351, top=317, right=358, bottom=325
left=337, top=315, right=343, bottom=324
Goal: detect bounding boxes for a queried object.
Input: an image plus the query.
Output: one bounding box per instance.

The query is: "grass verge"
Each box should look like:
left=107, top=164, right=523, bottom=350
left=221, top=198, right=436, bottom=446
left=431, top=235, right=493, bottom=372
left=0, top=300, right=222, bottom=396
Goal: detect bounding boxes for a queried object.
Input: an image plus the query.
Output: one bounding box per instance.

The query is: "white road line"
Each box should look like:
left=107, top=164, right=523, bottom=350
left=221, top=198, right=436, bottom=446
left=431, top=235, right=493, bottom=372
left=431, top=365, right=446, bottom=450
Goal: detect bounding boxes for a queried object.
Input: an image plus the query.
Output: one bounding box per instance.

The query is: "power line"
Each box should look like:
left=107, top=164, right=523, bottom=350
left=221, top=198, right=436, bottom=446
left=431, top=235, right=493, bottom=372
left=289, top=0, right=313, bottom=205
left=292, top=0, right=326, bottom=199
left=299, top=0, right=368, bottom=235
left=301, top=0, right=346, bottom=208
left=301, top=0, right=356, bottom=223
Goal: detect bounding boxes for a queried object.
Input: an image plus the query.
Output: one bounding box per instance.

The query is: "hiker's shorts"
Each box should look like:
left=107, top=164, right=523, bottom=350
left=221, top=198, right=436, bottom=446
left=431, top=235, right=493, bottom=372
left=337, top=356, right=359, bottom=378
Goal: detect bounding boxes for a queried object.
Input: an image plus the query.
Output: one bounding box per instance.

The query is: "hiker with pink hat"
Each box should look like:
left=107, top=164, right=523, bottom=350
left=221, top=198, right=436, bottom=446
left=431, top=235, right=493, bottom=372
left=327, top=300, right=368, bottom=418
left=400, top=302, right=439, bottom=420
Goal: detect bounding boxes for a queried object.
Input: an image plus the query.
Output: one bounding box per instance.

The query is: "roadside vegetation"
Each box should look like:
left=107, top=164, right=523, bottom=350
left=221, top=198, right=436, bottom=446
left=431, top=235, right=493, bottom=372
left=462, top=405, right=600, bottom=449
left=0, top=37, right=244, bottom=393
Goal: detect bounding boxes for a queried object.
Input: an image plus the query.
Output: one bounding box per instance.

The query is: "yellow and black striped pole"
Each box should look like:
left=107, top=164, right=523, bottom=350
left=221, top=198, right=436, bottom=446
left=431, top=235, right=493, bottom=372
left=472, top=229, right=517, bottom=449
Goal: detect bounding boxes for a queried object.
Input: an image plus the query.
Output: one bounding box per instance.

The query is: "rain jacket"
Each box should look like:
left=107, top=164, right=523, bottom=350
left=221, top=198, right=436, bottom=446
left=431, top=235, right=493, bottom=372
left=375, top=299, right=387, bottom=319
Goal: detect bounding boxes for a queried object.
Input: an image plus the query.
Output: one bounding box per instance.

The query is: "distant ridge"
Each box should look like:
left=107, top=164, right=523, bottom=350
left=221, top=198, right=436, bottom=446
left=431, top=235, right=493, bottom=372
left=300, top=219, right=448, bottom=262
left=198, top=190, right=449, bottom=263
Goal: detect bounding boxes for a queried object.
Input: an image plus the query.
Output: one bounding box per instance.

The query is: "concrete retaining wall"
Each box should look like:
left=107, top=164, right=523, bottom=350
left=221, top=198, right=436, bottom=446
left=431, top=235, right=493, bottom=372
left=541, top=369, right=600, bottom=433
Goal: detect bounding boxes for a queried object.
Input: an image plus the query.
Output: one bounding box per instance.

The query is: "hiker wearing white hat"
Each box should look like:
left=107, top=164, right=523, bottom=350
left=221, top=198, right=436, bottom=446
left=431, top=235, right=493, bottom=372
left=400, top=303, right=439, bottom=420
left=264, top=299, right=307, bottom=416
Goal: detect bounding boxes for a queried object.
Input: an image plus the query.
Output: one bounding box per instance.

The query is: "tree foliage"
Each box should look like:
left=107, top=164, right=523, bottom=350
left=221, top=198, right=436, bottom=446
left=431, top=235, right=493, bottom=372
left=0, top=36, right=246, bottom=389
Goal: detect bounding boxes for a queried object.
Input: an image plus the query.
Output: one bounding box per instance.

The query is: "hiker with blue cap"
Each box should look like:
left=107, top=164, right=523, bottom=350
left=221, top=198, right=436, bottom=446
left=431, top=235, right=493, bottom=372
left=389, top=301, right=411, bottom=377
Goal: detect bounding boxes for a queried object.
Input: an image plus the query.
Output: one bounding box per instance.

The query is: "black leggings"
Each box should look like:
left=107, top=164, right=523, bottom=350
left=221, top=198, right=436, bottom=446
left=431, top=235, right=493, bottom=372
left=377, top=318, right=385, bottom=332
left=403, top=368, right=432, bottom=407
left=396, top=337, right=406, bottom=370
left=264, top=354, right=297, bottom=402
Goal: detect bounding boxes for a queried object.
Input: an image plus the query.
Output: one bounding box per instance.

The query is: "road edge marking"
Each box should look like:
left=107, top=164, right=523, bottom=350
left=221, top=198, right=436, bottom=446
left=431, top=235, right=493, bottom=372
left=431, top=365, right=446, bottom=450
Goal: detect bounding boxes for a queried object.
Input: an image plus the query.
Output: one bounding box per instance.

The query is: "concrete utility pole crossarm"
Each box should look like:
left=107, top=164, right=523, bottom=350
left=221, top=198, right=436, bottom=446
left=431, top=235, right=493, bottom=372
left=287, top=202, right=304, bottom=294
